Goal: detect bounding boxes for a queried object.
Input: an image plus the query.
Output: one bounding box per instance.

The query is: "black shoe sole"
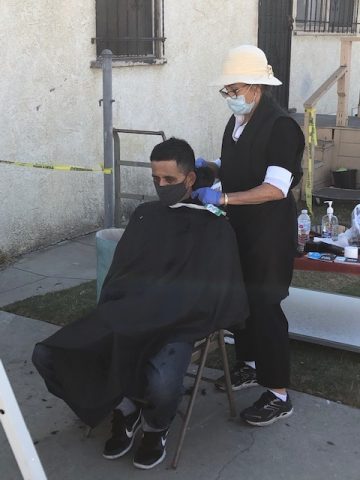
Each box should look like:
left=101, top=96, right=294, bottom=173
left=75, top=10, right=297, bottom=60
left=133, top=449, right=166, bottom=470
left=215, top=380, right=259, bottom=392
left=242, top=408, right=294, bottom=427
left=103, top=424, right=141, bottom=460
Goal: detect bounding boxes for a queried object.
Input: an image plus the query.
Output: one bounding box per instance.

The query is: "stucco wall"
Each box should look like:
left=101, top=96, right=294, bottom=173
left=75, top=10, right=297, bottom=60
left=290, top=34, right=360, bottom=115
left=110, top=0, right=258, bottom=219
left=0, top=0, right=259, bottom=257
left=1, top=0, right=359, bottom=257
left=0, top=1, right=104, bottom=256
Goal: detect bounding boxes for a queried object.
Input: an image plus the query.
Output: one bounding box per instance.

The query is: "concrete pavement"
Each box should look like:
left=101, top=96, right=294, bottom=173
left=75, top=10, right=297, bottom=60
left=0, top=232, right=360, bottom=479
left=0, top=233, right=97, bottom=307
left=1, top=311, right=360, bottom=480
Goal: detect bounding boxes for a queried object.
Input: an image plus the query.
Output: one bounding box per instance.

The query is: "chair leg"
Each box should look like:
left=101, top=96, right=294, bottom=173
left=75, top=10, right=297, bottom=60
left=218, top=330, right=236, bottom=417
left=171, top=335, right=212, bottom=469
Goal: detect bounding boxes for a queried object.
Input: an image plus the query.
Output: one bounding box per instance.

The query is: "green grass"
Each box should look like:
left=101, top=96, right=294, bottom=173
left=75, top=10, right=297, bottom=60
left=206, top=342, right=360, bottom=409
left=292, top=271, right=360, bottom=297
left=3, top=281, right=97, bottom=326
left=2, top=273, right=360, bottom=409
left=289, top=341, right=360, bottom=407
left=0, top=250, right=11, bottom=268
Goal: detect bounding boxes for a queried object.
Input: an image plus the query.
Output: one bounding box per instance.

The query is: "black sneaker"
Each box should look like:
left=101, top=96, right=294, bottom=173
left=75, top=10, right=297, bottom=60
left=215, top=363, right=258, bottom=391
left=133, top=429, right=168, bottom=470
left=103, top=408, right=141, bottom=459
left=240, top=390, right=293, bottom=426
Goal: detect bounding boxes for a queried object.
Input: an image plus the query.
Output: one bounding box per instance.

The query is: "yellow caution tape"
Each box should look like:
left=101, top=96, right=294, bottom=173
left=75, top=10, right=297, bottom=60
left=308, top=107, right=318, bottom=146
left=304, top=107, right=318, bottom=215
left=305, top=143, right=313, bottom=216
left=0, top=159, right=113, bottom=174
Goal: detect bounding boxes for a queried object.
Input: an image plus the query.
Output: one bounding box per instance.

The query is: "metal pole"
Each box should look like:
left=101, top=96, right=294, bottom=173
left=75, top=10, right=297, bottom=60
left=171, top=336, right=212, bottom=469
left=101, top=49, right=114, bottom=228
left=113, top=130, right=121, bottom=227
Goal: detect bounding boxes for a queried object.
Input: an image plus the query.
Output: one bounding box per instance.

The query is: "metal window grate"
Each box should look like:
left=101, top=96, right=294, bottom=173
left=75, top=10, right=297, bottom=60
left=93, top=0, right=165, bottom=59
left=296, top=0, right=360, bottom=33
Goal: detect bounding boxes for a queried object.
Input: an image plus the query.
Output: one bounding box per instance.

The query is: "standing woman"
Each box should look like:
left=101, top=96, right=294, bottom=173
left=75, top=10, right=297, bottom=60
left=193, top=45, right=305, bottom=426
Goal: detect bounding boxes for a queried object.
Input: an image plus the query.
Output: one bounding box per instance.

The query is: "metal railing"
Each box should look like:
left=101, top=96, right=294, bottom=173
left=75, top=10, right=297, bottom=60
left=113, top=128, right=166, bottom=227
left=99, top=50, right=166, bottom=227
left=301, top=37, right=360, bottom=210
left=296, top=0, right=360, bottom=33
left=94, top=0, right=165, bottom=59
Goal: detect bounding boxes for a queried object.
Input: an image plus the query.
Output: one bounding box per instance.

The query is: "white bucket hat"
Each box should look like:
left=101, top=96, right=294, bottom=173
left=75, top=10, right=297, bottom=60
left=212, top=45, right=282, bottom=87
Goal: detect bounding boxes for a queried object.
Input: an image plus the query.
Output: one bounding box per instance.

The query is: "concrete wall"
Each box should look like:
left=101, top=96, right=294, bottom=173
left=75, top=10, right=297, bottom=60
left=0, top=0, right=359, bottom=257
left=0, top=0, right=258, bottom=257
left=0, top=0, right=104, bottom=257
left=290, top=34, right=360, bottom=115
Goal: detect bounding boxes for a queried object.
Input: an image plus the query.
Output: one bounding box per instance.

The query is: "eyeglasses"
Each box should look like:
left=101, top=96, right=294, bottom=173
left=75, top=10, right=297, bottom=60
left=219, top=84, right=252, bottom=99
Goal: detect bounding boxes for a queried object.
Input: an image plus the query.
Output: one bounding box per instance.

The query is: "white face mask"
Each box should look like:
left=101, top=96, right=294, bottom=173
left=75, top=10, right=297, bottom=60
left=226, top=94, right=255, bottom=115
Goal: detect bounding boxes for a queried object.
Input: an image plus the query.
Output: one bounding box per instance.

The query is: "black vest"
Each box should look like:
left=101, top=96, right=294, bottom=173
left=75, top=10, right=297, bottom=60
left=219, top=93, right=304, bottom=303
left=220, top=93, right=303, bottom=193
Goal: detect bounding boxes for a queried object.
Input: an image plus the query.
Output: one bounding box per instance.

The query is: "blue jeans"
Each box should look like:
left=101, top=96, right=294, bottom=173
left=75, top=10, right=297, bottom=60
left=141, top=342, right=193, bottom=429
left=33, top=341, right=193, bottom=430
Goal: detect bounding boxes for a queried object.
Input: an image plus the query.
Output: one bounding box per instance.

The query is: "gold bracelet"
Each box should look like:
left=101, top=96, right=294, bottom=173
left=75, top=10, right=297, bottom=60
left=224, top=193, right=229, bottom=206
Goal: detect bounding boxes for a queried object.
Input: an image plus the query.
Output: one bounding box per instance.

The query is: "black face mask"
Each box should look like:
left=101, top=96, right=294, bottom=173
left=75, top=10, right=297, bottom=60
left=154, top=180, right=188, bottom=206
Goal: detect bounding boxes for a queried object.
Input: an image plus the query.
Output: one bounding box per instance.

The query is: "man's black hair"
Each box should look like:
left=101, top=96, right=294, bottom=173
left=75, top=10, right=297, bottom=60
left=150, top=137, right=195, bottom=174
left=193, top=166, right=215, bottom=190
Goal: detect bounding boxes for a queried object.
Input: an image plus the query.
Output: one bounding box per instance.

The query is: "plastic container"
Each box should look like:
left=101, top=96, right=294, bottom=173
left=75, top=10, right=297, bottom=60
left=321, top=201, right=339, bottom=241
left=297, top=209, right=311, bottom=253
left=96, top=228, right=124, bottom=301
left=332, top=169, right=357, bottom=189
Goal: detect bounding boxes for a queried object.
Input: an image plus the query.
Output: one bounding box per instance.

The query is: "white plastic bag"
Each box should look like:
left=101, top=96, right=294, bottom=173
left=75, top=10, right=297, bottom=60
left=348, top=203, right=360, bottom=246
left=337, top=203, right=360, bottom=247
left=323, top=203, right=360, bottom=247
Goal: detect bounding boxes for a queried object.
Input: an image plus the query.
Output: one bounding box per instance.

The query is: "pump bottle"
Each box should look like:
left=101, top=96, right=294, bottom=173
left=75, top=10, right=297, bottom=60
left=321, top=201, right=339, bottom=241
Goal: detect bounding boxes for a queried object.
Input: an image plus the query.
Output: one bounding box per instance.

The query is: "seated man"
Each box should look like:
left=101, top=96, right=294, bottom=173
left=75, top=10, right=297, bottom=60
left=32, top=137, right=249, bottom=470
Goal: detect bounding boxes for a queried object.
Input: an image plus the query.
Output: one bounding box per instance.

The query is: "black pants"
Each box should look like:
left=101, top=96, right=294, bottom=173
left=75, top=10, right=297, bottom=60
left=233, top=300, right=290, bottom=389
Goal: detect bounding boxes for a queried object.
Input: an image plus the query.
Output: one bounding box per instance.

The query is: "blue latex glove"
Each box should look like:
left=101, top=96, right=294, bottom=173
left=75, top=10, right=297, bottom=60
left=195, top=157, right=207, bottom=168
left=192, top=187, right=222, bottom=206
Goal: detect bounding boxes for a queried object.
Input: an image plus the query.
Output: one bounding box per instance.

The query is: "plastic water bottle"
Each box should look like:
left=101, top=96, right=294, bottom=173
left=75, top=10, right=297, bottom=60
left=297, top=209, right=311, bottom=253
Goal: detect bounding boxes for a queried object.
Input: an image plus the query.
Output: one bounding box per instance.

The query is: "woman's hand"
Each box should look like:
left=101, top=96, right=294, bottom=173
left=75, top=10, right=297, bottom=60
left=225, top=183, right=284, bottom=205
left=195, top=157, right=208, bottom=168
left=191, top=187, right=222, bottom=205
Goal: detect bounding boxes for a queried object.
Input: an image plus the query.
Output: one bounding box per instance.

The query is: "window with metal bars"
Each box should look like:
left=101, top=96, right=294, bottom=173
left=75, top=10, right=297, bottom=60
left=296, top=0, right=360, bottom=33
left=93, top=0, right=165, bottom=61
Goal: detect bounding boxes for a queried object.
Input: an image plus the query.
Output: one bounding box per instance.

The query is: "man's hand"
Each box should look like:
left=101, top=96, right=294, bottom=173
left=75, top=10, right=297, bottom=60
left=195, top=157, right=207, bottom=168
left=192, top=187, right=222, bottom=205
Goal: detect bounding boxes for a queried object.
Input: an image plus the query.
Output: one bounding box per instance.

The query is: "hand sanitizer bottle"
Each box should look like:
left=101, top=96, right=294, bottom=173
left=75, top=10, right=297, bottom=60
left=321, top=201, right=339, bottom=241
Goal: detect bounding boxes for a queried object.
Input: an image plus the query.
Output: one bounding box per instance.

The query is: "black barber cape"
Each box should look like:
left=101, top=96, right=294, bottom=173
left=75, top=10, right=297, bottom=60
left=34, top=201, right=249, bottom=426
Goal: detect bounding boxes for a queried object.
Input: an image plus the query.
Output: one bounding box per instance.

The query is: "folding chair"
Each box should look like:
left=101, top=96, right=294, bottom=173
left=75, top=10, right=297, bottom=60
left=171, top=329, right=236, bottom=469
left=85, top=329, right=235, bottom=469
